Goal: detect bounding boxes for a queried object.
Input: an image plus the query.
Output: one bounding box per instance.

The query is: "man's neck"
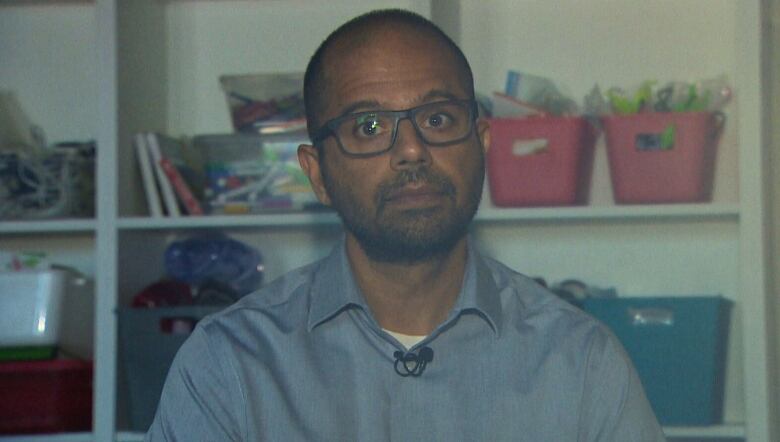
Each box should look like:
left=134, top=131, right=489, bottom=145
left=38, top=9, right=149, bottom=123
left=345, top=235, right=468, bottom=336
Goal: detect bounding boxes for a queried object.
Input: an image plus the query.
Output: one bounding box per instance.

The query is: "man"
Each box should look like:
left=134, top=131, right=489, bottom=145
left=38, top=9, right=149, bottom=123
left=147, top=9, right=664, bottom=441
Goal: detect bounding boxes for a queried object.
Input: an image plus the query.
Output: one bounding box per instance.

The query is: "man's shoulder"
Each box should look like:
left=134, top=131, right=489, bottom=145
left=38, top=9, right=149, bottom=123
left=196, top=259, right=323, bottom=333
left=479, top=254, right=573, bottom=312
left=480, top=254, right=607, bottom=338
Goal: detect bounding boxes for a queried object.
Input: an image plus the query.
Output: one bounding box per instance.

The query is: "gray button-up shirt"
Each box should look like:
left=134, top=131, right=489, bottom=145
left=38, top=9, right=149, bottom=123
left=146, top=239, right=664, bottom=441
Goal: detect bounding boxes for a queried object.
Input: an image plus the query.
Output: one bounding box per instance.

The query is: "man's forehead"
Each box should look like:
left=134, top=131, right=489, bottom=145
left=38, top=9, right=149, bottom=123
left=327, top=21, right=437, bottom=60
left=319, top=24, right=467, bottom=113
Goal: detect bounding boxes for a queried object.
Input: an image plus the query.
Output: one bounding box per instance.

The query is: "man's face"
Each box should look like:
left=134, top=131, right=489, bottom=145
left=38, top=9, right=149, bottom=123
left=299, top=26, right=489, bottom=263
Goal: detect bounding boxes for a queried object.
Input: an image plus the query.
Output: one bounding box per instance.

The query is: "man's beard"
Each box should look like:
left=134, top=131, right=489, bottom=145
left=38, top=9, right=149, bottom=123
left=322, top=157, right=484, bottom=264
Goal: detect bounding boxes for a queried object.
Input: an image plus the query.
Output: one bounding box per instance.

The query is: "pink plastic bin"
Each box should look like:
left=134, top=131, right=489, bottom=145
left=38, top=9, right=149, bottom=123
left=602, top=111, right=724, bottom=204
left=486, top=116, right=597, bottom=207
left=0, top=359, right=93, bottom=434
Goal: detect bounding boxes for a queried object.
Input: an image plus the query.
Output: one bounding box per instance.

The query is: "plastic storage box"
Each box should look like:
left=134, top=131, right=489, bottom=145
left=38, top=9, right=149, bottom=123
left=192, top=133, right=320, bottom=214
left=0, top=269, right=94, bottom=361
left=0, top=359, right=93, bottom=434
left=486, top=116, right=597, bottom=207
left=582, top=296, right=731, bottom=425
left=0, top=270, right=67, bottom=349
left=219, top=72, right=305, bottom=133
left=118, top=306, right=225, bottom=431
left=602, top=111, right=723, bottom=204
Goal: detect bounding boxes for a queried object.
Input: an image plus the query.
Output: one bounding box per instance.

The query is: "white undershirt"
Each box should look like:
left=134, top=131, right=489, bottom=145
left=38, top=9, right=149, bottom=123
left=384, top=329, right=427, bottom=349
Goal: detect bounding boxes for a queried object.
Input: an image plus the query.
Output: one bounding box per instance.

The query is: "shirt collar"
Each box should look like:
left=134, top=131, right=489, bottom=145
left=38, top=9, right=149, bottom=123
left=451, top=239, right=503, bottom=335
left=307, top=237, right=503, bottom=335
left=307, top=239, right=367, bottom=331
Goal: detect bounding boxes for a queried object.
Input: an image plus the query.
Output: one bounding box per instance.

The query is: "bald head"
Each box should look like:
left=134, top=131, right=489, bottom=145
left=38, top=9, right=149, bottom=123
left=303, top=9, right=475, bottom=142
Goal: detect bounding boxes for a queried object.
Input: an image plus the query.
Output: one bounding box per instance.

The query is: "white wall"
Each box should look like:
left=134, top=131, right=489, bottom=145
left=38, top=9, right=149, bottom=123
left=0, top=3, right=97, bottom=143
left=769, top=0, right=780, bottom=427
left=163, top=0, right=430, bottom=135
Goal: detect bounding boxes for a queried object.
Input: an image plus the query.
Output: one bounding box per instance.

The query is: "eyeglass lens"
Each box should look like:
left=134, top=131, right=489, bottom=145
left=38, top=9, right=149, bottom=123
left=333, top=101, right=473, bottom=155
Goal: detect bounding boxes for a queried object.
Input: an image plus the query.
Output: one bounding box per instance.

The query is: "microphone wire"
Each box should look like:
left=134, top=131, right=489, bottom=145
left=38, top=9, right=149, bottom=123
left=393, top=347, right=433, bottom=377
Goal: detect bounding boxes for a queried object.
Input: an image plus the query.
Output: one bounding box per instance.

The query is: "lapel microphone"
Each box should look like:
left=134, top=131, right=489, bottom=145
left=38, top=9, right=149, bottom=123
left=393, top=347, right=434, bottom=377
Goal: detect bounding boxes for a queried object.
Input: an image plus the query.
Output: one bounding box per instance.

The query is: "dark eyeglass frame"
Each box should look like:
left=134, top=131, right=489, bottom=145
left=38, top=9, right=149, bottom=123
left=311, top=98, right=479, bottom=158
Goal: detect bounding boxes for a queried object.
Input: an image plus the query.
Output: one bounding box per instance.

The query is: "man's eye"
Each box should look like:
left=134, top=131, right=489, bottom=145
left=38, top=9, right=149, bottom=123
left=360, top=121, right=379, bottom=136
left=425, top=112, right=453, bottom=128
left=353, top=115, right=385, bottom=138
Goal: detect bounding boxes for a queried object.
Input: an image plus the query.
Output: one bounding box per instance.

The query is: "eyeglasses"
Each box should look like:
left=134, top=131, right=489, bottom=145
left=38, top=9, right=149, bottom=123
left=311, top=99, right=478, bottom=158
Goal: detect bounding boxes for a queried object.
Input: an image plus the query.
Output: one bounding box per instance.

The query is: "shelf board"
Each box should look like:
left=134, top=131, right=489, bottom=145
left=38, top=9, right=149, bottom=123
left=117, top=203, right=739, bottom=231
left=0, top=432, right=92, bottom=442
left=115, top=432, right=143, bottom=442
left=0, top=1, right=94, bottom=5
left=0, top=205, right=741, bottom=233
left=0, top=219, right=96, bottom=234
left=114, top=426, right=746, bottom=441
left=476, top=203, right=740, bottom=223
left=118, top=211, right=341, bottom=230
left=663, top=424, right=745, bottom=438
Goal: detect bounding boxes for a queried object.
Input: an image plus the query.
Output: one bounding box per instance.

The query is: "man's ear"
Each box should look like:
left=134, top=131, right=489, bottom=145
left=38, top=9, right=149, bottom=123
left=298, top=144, right=332, bottom=206
left=476, top=118, right=490, bottom=154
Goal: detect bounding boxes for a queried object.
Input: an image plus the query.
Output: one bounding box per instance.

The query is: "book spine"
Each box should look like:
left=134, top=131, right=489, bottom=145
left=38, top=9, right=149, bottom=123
left=134, top=133, right=163, bottom=217
left=159, top=157, right=205, bottom=215
left=146, top=133, right=181, bottom=217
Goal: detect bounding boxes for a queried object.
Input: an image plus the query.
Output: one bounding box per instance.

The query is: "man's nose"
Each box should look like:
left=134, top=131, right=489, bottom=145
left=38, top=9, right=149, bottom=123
left=390, top=118, right=432, bottom=169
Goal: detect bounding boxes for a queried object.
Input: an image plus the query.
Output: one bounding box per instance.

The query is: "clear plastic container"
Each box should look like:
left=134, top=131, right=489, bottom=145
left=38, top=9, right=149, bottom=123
left=192, top=133, right=321, bottom=214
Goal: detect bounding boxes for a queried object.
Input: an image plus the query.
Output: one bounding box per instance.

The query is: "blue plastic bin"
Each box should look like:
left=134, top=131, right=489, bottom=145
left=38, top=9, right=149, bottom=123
left=582, top=296, right=731, bottom=426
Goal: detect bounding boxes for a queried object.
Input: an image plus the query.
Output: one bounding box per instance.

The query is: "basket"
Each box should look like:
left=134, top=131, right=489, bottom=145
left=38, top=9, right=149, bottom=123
left=602, top=111, right=724, bottom=204
left=486, top=116, right=597, bottom=207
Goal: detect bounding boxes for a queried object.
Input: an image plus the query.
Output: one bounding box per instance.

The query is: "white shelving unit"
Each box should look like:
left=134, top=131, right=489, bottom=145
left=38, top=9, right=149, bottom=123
left=1, top=1, right=776, bottom=441
left=0, top=220, right=96, bottom=234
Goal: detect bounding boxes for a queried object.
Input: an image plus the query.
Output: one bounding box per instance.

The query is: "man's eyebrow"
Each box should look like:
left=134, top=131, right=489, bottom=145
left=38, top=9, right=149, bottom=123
left=334, top=90, right=464, bottom=117
left=336, top=100, right=382, bottom=118
left=420, top=89, right=462, bottom=102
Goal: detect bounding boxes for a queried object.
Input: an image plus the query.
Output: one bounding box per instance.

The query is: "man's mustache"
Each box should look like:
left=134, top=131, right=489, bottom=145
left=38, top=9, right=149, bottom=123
left=375, top=167, right=456, bottom=209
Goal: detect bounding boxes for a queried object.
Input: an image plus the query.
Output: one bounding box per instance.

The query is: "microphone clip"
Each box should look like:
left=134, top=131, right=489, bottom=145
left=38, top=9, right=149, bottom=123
left=393, top=347, right=434, bottom=377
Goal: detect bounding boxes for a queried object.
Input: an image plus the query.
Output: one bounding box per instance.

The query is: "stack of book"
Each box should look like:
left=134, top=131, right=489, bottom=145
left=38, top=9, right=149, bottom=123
left=133, top=133, right=204, bottom=217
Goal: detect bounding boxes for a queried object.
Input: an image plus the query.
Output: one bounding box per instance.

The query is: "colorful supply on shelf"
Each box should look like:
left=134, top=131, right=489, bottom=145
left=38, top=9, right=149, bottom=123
left=0, top=250, right=49, bottom=271
left=219, top=72, right=306, bottom=134
left=503, top=70, right=578, bottom=116
left=194, top=132, right=322, bottom=214
left=598, top=76, right=732, bottom=116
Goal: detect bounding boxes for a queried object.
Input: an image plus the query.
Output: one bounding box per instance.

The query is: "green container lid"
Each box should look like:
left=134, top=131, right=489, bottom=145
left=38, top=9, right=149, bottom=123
left=0, top=346, right=56, bottom=362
